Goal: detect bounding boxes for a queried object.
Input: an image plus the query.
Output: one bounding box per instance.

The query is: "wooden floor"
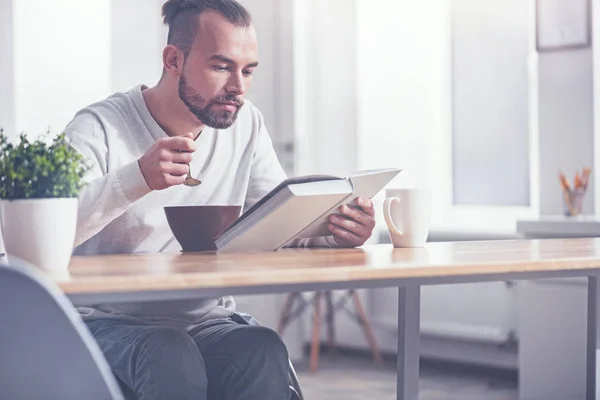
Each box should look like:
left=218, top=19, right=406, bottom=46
left=294, top=353, right=518, bottom=400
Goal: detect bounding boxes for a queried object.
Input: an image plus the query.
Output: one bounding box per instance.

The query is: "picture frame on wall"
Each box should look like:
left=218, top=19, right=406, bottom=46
left=536, top=0, right=591, bottom=51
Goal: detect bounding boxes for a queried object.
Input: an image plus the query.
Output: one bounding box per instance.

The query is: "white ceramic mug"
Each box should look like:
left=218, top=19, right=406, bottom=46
left=383, top=188, right=431, bottom=248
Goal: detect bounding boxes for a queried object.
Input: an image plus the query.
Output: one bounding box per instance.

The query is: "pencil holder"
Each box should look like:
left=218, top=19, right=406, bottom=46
left=563, top=188, right=585, bottom=217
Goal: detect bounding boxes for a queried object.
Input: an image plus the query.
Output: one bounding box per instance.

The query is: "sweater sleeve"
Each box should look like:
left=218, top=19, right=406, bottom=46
left=65, top=112, right=152, bottom=247
left=244, top=107, right=338, bottom=249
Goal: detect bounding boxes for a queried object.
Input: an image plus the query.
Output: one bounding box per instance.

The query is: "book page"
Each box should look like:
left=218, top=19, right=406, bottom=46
left=287, top=168, right=402, bottom=239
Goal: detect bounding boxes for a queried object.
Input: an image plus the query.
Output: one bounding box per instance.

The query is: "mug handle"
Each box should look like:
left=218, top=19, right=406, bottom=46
left=383, top=197, right=403, bottom=237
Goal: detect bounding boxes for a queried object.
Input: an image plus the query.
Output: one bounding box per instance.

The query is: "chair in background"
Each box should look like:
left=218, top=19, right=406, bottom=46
left=0, top=258, right=125, bottom=400
left=278, top=290, right=383, bottom=372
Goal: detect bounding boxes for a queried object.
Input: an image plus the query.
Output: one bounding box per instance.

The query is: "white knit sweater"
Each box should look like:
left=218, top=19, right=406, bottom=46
left=64, top=85, right=335, bottom=331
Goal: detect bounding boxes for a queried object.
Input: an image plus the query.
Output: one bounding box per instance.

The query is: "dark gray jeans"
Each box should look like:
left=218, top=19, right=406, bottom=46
left=85, top=317, right=291, bottom=400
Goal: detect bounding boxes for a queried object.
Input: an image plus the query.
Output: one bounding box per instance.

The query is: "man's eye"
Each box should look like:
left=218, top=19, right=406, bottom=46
left=213, top=65, right=228, bottom=71
left=243, top=70, right=254, bottom=77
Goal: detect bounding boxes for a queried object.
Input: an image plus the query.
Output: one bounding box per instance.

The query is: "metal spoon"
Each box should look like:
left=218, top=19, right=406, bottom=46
left=177, top=148, right=201, bottom=187
left=184, top=164, right=201, bottom=187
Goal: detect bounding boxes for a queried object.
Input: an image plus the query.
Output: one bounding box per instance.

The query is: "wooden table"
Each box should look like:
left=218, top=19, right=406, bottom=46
left=58, top=238, right=600, bottom=400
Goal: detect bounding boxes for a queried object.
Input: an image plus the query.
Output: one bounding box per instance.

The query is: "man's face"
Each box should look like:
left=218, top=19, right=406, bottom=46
left=178, top=12, right=258, bottom=129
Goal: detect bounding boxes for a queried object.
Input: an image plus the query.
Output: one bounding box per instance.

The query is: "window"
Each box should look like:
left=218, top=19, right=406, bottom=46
left=432, top=0, right=539, bottom=233
left=451, top=0, right=531, bottom=207
left=354, top=0, right=539, bottom=234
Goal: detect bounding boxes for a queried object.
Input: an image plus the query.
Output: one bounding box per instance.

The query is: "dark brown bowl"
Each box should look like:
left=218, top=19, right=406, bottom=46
left=164, top=205, right=242, bottom=252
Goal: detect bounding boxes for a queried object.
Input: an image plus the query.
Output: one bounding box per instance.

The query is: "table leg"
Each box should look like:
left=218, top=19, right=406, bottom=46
left=397, top=286, right=420, bottom=400
left=325, top=291, right=336, bottom=357
left=310, top=292, right=322, bottom=373
left=587, top=276, right=599, bottom=400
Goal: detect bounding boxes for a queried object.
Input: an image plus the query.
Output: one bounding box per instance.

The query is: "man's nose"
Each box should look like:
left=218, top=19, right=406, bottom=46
left=226, top=72, right=245, bottom=95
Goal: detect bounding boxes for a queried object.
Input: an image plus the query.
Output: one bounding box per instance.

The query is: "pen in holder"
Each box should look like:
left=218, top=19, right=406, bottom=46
left=559, top=167, right=591, bottom=217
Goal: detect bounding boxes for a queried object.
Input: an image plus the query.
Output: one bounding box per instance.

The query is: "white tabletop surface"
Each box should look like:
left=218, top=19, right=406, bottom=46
left=517, top=215, right=600, bottom=237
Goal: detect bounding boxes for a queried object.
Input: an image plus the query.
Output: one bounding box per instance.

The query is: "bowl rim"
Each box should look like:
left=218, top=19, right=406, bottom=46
left=164, top=205, right=242, bottom=210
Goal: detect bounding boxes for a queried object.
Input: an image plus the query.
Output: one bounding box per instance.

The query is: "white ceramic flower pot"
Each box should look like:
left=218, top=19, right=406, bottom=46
left=0, top=198, right=78, bottom=272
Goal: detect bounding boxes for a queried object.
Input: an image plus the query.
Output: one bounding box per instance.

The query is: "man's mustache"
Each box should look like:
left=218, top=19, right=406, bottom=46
left=212, top=95, right=243, bottom=107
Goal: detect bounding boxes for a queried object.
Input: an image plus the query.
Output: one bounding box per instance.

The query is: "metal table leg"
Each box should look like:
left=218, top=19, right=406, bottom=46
left=587, top=276, right=599, bottom=400
left=397, top=286, right=420, bottom=400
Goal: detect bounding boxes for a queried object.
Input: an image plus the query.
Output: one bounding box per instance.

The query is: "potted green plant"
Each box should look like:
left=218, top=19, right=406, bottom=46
left=0, top=129, right=88, bottom=272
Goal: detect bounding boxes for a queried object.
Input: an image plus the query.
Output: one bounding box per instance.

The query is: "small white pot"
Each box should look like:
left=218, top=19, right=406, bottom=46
left=0, top=198, right=78, bottom=272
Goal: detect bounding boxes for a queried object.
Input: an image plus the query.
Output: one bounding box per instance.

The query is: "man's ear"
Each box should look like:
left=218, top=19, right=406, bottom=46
left=162, top=45, right=184, bottom=76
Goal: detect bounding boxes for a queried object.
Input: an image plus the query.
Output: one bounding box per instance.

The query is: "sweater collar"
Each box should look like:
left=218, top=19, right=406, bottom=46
left=128, top=84, right=169, bottom=142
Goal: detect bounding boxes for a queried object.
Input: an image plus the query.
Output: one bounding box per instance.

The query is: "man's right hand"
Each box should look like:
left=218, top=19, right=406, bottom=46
left=138, top=133, right=196, bottom=190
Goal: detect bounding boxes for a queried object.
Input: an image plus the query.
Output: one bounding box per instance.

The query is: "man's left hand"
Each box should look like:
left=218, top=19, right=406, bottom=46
left=328, top=197, right=376, bottom=248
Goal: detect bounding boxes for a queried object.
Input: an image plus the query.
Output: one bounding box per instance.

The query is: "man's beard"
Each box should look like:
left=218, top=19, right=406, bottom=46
left=178, top=74, right=243, bottom=129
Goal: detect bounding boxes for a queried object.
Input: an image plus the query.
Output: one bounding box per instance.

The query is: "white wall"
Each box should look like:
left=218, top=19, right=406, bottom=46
left=595, top=0, right=600, bottom=216
left=1, top=1, right=167, bottom=139
left=355, top=0, right=444, bottom=189
left=238, top=0, right=296, bottom=174
left=294, top=0, right=358, bottom=177
left=0, top=0, right=15, bottom=136
left=12, top=0, right=111, bottom=137
left=354, top=0, right=458, bottom=233
left=110, top=0, right=166, bottom=93
left=309, top=0, right=447, bottom=231
left=237, top=0, right=276, bottom=136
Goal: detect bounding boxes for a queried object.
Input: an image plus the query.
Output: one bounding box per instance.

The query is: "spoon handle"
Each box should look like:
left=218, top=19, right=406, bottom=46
left=177, top=150, right=201, bottom=186
left=184, top=164, right=201, bottom=187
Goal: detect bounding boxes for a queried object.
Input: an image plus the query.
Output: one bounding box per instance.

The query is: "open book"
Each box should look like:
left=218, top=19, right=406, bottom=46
left=214, top=167, right=401, bottom=253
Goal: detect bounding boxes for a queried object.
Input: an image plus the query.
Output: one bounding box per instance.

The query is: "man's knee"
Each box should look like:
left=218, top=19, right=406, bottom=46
left=91, top=324, right=208, bottom=399
left=141, top=326, right=196, bottom=353
left=230, top=326, right=291, bottom=397
left=134, top=326, right=208, bottom=396
left=137, top=327, right=207, bottom=378
left=243, top=326, right=289, bottom=366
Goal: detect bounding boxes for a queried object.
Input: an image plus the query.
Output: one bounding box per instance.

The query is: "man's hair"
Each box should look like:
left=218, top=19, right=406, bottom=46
left=162, top=0, right=252, bottom=56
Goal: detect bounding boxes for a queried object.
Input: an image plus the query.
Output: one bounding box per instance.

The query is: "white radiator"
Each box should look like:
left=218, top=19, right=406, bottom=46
left=368, top=282, right=518, bottom=344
